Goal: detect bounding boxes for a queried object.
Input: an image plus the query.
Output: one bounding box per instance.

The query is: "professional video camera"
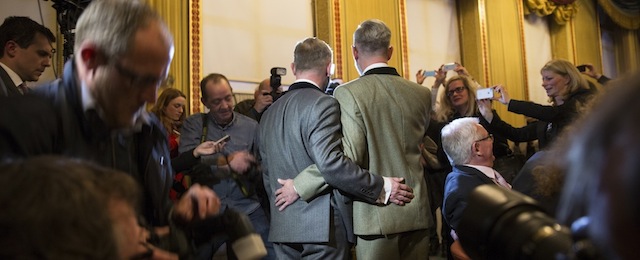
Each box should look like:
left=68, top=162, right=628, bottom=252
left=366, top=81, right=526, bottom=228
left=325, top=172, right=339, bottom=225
left=457, top=185, right=600, bottom=260
left=269, top=67, right=286, bottom=101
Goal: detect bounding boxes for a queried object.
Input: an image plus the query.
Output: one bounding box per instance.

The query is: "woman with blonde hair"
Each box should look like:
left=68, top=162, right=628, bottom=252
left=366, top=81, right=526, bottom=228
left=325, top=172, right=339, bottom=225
left=479, top=59, right=594, bottom=150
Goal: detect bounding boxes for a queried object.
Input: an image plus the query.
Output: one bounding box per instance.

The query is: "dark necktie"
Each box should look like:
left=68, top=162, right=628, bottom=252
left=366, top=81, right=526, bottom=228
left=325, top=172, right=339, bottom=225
left=17, top=83, right=28, bottom=95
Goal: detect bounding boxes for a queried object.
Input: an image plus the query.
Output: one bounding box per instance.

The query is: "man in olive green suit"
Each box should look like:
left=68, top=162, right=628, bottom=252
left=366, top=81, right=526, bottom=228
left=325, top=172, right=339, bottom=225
left=339, top=19, right=432, bottom=259
left=282, top=19, right=432, bottom=259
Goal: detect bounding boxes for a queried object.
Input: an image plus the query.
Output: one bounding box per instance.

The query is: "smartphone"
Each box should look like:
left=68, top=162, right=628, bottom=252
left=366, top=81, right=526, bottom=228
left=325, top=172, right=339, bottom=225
left=476, top=88, right=494, bottom=100
left=213, top=134, right=231, bottom=144
left=423, top=70, right=437, bottom=77
left=443, top=63, right=456, bottom=72
left=576, top=65, right=587, bottom=72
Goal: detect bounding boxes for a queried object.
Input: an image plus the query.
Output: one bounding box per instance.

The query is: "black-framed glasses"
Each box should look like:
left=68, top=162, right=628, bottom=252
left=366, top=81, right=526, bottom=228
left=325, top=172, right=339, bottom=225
left=447, top=86, right=466, bottom=97
left=475, top=134, right=493, bottom=143
left=113, top=62, right=166, bottom=87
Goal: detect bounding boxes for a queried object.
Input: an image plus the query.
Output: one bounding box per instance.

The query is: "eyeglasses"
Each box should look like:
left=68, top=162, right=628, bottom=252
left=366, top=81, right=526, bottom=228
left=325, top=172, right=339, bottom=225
left=113, top=62, right=166, bottom=87
left=447, top=86, right=466, bottom=97
left=475, top=134, right=493, bottom=143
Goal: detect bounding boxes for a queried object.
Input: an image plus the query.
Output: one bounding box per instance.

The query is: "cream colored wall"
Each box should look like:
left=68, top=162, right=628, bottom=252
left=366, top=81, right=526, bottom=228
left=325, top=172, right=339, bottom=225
left=406, top=0, right=460, bottom=102
left=0, top=0, right=59, bottom=87
left=523, top=14, right=553, bottom=105
left=201, top=0, right=313, bottom=93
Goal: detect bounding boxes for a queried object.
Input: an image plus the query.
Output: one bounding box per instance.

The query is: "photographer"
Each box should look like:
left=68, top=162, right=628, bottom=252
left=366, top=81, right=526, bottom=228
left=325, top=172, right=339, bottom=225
left=234, top=78, right=282, bottom=122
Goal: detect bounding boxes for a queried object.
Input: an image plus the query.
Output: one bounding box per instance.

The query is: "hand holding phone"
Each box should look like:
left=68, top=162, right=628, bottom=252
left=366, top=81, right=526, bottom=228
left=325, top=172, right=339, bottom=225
left=213, top=134, right=231, bottom=145
left=476, top=87, right=494, bottom=100
left=443, top=63, right=456, bottom=72
left=423, top=70, right=437, bottom=77
left=576, top=65, right=587, bottom=72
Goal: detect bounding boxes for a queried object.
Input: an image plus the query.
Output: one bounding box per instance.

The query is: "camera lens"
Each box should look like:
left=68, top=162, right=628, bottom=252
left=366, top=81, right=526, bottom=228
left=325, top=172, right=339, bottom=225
left=458, top=185, right=573, bottom=260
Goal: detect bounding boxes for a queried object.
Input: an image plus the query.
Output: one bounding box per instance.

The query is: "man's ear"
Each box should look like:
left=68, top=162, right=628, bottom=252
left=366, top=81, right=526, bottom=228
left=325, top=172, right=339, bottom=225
left=4, top=40, right=18, bottom=58
left=290, top=62, right=296, bottom=75
left=77, top=42, right=106, bottom=72
left=352, top=45, right=359, bottom=60
left=386, top=46, right=393, bottom=60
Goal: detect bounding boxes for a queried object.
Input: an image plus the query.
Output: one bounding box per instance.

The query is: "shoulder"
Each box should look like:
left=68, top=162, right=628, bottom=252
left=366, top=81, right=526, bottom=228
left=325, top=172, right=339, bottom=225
left=234, top=112, right=259, bottom=128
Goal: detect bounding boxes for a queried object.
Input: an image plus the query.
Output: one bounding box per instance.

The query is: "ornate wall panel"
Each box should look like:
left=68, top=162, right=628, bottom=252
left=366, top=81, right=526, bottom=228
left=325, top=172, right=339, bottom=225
left=314, top=0, right=410, bottom=82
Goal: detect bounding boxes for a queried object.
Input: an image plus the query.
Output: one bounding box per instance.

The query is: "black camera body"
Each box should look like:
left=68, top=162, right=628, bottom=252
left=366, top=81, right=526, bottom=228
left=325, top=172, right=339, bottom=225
left=269, top=67, right=286, bottom=101
left=458, top=185, right=598, bottom=260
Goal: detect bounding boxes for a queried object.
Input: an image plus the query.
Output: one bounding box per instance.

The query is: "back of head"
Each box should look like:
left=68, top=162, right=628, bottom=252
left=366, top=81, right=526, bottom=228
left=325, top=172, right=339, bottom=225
left=353, top=19, right=391, bottom=56
left=441, top=117, right=482, bottom=166
left=0, top=16, right=56, bottom=59
left=293, top=37, right=333, bottom=75
left=74, top=0, right=170, bottom=59
left=0, top=156, right=120, bottom=260
left=558, top=72, right=640, bottom=259
left=541, top=59, right=589, bottom=103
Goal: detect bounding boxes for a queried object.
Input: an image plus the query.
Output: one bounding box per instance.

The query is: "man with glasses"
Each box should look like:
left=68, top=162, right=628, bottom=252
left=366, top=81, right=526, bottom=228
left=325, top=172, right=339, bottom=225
left=0, top=16, right=55, bottom=96
left=441, top=117, right=511, bottom=258
left=0, top=0, right=220, bottom=257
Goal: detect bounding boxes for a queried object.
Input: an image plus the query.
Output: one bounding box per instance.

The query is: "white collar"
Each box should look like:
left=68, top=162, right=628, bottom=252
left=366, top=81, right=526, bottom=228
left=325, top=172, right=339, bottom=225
left=0, top=61, right=25, bottom=87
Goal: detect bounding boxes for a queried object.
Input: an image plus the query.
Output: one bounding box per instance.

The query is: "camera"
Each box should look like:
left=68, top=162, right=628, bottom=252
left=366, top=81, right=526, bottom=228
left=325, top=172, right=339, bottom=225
left=457, top=185, right=599, bottom=260
left=270, top=67, right=286, bottom=101
left=576, top=65, right=587, bottom=72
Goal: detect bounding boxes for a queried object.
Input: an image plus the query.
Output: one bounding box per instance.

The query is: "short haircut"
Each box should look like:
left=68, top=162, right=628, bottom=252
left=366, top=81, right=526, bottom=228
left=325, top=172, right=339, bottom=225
left=353, top=19, right=391, bottom=56
left=74, top=0, right=172, bottom=60
left=200, top=73, right=231, bottom=101
left=0, top=156, right=142, bottom=259
left=293, top=37, right=332, bottom=74
left=441, top=117, right=484, bottom=166
left=0, top=16, right=56, bottom=58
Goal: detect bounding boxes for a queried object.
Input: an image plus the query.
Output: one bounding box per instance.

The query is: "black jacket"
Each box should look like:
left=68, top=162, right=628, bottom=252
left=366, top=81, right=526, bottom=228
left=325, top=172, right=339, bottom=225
left=0, top=61, right=174, bottom=226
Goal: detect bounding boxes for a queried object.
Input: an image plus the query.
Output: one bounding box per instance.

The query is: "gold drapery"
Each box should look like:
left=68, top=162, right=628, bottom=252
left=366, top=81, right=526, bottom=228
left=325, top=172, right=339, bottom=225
left=597, top=0, right=640, bottom=30
left=524, top=0, right=578, bottom=24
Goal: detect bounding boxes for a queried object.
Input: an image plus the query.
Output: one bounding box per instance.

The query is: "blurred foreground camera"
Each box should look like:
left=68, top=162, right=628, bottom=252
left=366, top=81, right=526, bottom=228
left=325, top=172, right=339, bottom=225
left=458, top=185, right=598, bottom=260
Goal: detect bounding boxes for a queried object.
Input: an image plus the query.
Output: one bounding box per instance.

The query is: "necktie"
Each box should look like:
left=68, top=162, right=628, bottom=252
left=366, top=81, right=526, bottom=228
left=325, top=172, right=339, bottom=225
left=17, top=83, right=29, bottom=95
left=493, top=170, right=512, bottom=189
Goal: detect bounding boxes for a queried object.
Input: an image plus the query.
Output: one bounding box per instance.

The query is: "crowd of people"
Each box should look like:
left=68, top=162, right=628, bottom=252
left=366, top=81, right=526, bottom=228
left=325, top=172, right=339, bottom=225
left=0, top=0, right=637, bottom=259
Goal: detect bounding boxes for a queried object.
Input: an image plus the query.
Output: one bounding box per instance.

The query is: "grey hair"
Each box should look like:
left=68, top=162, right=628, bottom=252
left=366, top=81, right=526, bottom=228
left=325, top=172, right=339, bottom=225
left=441, top=117, right=484, bottom=166
left=353, top=19, right=391, bottom=56
left=293, top=37, right=332, bottom=74
left=74, top=0, right=171, bottom=60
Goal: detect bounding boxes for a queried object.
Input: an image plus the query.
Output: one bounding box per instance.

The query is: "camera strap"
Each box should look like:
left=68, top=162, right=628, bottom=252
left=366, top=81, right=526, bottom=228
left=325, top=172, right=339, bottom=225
left=200, top=113, right=208, bottom=144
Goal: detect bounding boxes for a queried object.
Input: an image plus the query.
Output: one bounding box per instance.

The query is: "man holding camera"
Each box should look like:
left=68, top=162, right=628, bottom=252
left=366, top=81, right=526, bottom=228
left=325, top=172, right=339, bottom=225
left=234, top=78, right=282, bottom=122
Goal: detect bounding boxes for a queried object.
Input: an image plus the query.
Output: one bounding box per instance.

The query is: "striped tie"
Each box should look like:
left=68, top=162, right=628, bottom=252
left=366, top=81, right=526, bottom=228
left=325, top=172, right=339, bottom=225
left=493, top=170, right=512, bottom=189
left=17, top=83, right=28, bottom=95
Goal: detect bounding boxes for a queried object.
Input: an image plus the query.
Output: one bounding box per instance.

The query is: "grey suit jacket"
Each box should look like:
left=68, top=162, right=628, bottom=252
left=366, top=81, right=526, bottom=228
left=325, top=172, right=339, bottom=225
left=336, top=67, right=432, bottom=235
left=258, top=82, right=384, bottom=243
left=0, top=66, right=21, bottom=97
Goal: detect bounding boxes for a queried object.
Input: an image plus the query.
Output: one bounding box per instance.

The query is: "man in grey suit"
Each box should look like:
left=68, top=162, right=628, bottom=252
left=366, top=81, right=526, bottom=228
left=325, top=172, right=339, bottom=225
left=0, top=16, right=55, bottom=96
left=258, top=37, right=414, bottom=259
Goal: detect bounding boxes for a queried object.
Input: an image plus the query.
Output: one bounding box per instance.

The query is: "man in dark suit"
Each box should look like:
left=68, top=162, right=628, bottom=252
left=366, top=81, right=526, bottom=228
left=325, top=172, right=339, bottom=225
left=441, top=117, right=511, bottom=258
left=258, top=37, right=414, bottom=259
left=0, top=0, right=220, bottom=257
left=0, top=16, right=55, bottom=96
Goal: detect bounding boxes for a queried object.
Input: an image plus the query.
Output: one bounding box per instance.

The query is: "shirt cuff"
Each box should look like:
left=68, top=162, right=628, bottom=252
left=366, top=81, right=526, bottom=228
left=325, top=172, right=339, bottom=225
left=377, top=176, right=392, bottom=204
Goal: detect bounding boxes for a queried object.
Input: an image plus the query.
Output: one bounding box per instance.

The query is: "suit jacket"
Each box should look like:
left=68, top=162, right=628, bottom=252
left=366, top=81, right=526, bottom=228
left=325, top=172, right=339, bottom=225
left=0, top=65, right=21, bottom=97
left=334, top=67, right=432, bottom=235
left=258, top=81, right=384, bottom=243
left=442, top=165, right=497, bottom=231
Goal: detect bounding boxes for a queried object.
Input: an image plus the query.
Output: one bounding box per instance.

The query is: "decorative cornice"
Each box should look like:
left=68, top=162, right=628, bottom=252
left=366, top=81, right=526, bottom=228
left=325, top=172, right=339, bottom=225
left=190, top=0, right=202, bottom=113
